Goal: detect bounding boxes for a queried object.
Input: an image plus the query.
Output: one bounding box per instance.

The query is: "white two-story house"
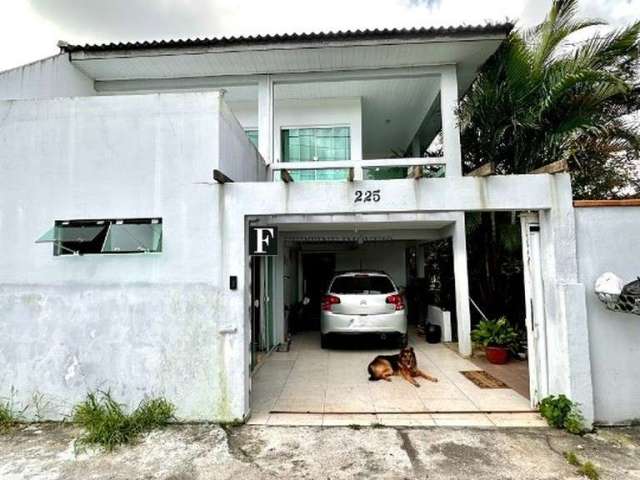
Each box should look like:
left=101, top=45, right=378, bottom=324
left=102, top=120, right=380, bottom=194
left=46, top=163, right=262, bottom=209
left=1, top=24, right=639, bottom=427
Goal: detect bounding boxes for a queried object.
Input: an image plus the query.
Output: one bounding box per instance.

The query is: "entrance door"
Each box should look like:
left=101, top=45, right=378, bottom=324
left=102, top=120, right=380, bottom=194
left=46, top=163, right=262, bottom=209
left=520, top=213, right=548, bottom=406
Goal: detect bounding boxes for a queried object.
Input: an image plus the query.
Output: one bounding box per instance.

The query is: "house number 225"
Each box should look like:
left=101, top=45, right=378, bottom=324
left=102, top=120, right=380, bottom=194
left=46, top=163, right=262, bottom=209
left=354, top=189, right=381, bottom=203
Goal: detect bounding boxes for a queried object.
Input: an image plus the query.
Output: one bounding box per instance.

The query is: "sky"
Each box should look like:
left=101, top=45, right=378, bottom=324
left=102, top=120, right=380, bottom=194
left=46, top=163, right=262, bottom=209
left=0, top=0, right=638, bottom=72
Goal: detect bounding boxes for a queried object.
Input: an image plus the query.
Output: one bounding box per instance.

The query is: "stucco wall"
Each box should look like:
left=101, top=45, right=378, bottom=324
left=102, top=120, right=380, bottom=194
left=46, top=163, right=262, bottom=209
left=0, top=54, right=96, bottom=100
left=575, top=206, right=640, bottom=424
left=0, top=91, right=248, bottom=421
left=334, top=242, right=407, bottom=288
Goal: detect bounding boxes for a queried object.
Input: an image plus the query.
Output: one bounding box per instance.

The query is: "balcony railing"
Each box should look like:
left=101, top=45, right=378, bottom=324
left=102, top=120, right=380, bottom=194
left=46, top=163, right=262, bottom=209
left=268, top=157, right=446, bottom=182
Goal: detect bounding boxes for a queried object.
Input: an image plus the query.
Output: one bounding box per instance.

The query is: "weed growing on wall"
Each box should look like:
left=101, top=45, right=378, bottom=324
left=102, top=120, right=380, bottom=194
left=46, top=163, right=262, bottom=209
left=73, top=391, right=175, bottom=452
left=539, top=394, right=585, bottom=434
left=0, top=389, right=26, bottom=433
left=0, top=400, right=21, bottom=433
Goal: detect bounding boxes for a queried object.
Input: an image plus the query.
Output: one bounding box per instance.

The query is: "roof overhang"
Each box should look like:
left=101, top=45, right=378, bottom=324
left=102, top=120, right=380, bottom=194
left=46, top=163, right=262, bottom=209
left=64, top=24, right=512, bottom=82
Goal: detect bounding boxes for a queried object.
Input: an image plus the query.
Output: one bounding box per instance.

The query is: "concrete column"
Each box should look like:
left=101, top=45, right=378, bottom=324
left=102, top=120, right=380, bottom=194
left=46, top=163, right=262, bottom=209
left=539, top=173, right=594, bottom=426
left=258, top=75, right=274, bottom=164
left=440, top=65, right=462, bottom=177
left=451, top=212, right=472, bottom=356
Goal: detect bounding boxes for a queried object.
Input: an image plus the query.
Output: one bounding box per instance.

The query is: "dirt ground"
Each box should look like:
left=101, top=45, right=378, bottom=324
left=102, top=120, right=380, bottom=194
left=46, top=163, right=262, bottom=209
left=1, top=423, right=639, bottom=479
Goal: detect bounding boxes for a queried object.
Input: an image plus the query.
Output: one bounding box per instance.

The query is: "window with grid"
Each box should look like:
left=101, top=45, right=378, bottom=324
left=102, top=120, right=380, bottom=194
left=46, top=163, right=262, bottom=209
left=281, top=127, right=350, bottom=181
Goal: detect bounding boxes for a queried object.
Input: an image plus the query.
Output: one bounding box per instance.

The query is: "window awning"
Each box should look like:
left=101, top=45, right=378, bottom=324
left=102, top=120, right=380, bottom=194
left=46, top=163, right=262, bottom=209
left=36, top=225, right=107, bottom=244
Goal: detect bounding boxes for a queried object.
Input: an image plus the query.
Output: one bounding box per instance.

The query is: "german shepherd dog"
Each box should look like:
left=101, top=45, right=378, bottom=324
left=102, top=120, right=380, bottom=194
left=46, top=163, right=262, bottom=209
left=367, top=346, right=438, bottom=387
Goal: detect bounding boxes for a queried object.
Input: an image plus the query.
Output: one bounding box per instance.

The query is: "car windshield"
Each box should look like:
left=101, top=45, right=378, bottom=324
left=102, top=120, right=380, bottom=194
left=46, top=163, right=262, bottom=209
left=330, top=275, right=395, bottom=294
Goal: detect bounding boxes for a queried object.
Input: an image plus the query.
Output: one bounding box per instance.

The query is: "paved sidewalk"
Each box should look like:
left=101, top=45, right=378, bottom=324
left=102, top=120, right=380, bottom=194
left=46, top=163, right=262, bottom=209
left=2, top=424, right=640, bottom=479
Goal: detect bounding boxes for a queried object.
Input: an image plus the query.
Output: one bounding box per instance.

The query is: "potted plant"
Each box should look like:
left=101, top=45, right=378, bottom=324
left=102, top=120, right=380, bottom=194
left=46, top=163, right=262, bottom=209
left=471, top=317, right=519, bottom=364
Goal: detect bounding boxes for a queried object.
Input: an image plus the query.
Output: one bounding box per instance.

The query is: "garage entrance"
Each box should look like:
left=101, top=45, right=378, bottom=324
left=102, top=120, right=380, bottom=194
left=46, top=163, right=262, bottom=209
left=248, top=212, right=545, bottom=427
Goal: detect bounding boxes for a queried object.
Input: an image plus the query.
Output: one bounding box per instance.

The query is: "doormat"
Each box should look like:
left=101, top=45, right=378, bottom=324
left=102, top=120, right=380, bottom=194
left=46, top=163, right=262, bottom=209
left=461, top=370, right=510, bottom=389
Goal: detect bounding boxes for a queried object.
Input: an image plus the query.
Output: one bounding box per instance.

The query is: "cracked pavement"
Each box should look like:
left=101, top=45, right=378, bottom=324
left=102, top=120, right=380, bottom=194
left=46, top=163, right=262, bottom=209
left=1, top=424, right=639, bottom=479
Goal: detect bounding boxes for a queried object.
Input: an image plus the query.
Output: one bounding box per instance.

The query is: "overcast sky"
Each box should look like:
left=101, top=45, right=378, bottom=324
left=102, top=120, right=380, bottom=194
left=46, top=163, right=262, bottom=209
left=0, top=0, right=638, bottom=72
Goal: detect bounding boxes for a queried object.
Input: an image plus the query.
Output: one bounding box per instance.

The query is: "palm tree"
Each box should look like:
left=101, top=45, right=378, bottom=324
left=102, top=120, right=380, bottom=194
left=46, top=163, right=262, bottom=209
left=458, top=0, right=640, bottom=198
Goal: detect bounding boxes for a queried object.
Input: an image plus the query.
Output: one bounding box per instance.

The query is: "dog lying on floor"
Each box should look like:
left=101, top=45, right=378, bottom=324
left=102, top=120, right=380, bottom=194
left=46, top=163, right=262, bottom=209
left=367, top=346, right=438, bottom=387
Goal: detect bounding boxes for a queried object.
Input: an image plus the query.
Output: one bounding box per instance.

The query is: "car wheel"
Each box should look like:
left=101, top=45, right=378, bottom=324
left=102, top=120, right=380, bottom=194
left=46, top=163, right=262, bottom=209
left=398, top=334, right=408, bottom=348
left=321, top=334, right=331, bottom=349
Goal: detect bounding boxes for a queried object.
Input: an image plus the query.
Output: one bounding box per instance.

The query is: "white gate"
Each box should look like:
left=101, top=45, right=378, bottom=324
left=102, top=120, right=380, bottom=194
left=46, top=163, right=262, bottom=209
left=520, top=213, right=549, bottom=406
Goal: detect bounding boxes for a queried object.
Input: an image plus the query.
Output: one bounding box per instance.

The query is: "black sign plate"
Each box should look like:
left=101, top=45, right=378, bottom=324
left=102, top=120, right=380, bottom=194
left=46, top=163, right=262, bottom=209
left=249, top=226, right=278, bottom=256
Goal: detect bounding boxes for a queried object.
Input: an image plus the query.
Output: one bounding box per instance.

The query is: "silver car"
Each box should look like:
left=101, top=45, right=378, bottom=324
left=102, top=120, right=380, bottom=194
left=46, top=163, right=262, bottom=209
left=320, top=271, right=408, bottom=348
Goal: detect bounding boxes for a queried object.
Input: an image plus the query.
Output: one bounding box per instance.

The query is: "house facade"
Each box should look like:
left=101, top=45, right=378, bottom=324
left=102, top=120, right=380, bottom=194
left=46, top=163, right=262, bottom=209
left=1, top=25, right=638, bottom=426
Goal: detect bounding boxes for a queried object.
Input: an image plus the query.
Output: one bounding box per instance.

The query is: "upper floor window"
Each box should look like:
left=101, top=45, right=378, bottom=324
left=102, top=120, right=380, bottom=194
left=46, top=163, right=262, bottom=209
left=36, top=218, right=162, bottom=256
left=281, top=127, right=350, bottom=181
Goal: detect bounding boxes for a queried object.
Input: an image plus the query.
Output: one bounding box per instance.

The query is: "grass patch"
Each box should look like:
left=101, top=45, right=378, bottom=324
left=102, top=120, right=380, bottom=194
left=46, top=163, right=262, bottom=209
left=563, top=450, right=600, bottom=480
left=371, top=422, right=385, bottom=429
left=73, top=391, right=175, bottom=452
left=578, top=461, right=599, bottom=480
left=564, top=451, right=580, bottom=466
left=0, top=391, right=25, bottom=433
left=0, top=401, right=21, bottom=433
left=347, top=424, right=362, bottom=430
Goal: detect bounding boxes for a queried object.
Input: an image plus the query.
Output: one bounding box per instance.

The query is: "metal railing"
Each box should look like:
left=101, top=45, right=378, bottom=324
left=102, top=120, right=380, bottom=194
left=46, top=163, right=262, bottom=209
left=268, top=157, right=446, bottom=182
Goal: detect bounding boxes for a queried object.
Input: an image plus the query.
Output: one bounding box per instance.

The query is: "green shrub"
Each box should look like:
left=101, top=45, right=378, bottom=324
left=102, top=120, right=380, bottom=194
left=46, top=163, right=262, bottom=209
left=471, top=317, right=520, bottom=350
left=73, top=391, right=175, bottom=451
left=539, top=394, right=585, bottom=434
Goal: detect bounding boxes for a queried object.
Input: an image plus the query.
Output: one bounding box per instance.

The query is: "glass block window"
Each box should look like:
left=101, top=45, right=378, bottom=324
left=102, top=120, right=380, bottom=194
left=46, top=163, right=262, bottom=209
left=281, top=127, right=350, bottom=181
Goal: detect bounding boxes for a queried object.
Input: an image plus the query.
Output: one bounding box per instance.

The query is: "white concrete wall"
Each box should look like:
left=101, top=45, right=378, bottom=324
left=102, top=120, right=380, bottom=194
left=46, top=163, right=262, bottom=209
left=0, top=91, right=249, bottom=421
left=427, top=305, right=452, bottom=342
left=334, top=242, right=407, bottom=288
left=575, top=206, right=640, bottom=424
left=0, top=54, right=96, bottom=100
left=229, top=97, right=363, bottom=162
left=218, top=99, right=268, bottom=182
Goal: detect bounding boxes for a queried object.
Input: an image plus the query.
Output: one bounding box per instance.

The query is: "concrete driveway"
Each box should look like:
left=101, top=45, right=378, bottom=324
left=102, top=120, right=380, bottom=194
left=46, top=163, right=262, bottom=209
left=2, top=423, right=639, bottom=479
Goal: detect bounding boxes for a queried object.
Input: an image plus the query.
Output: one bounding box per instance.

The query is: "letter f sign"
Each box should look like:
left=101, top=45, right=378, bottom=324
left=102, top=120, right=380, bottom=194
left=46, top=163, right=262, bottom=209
left=249, top=226, right=278, bottom=256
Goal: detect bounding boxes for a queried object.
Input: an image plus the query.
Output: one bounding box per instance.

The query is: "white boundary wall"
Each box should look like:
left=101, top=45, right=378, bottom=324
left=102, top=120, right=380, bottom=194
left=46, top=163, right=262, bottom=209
left=575, top=205, right=640, bottom=424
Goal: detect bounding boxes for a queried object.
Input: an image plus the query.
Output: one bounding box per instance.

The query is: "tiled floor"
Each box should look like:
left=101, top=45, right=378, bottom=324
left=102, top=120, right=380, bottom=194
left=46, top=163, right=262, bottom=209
left=249, top=331, right=546, bottom=427
left=470, top=352, right=530, bottom=399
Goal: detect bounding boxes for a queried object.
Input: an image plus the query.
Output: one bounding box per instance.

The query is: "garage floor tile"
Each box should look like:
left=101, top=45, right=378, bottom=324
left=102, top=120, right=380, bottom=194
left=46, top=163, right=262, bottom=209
left=251, top=330, right=534, bottom=426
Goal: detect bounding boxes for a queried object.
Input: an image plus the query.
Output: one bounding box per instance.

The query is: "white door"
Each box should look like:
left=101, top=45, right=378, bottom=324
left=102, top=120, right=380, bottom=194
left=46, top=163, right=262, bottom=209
left=520, top=213, right=548, bottom=406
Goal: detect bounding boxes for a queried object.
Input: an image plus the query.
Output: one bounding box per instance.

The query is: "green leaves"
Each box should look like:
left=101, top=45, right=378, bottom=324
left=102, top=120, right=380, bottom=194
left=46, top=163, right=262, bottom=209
left=470, top=316, right=520, bottom=349
left=539, top=394, right=586, bottom=434
left=458, top=0, right=640, bottom=198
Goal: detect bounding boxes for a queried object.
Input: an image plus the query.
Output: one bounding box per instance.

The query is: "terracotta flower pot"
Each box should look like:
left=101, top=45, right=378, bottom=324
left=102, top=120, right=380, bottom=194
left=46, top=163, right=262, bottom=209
left=485, top=346, right=510, bottom=364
